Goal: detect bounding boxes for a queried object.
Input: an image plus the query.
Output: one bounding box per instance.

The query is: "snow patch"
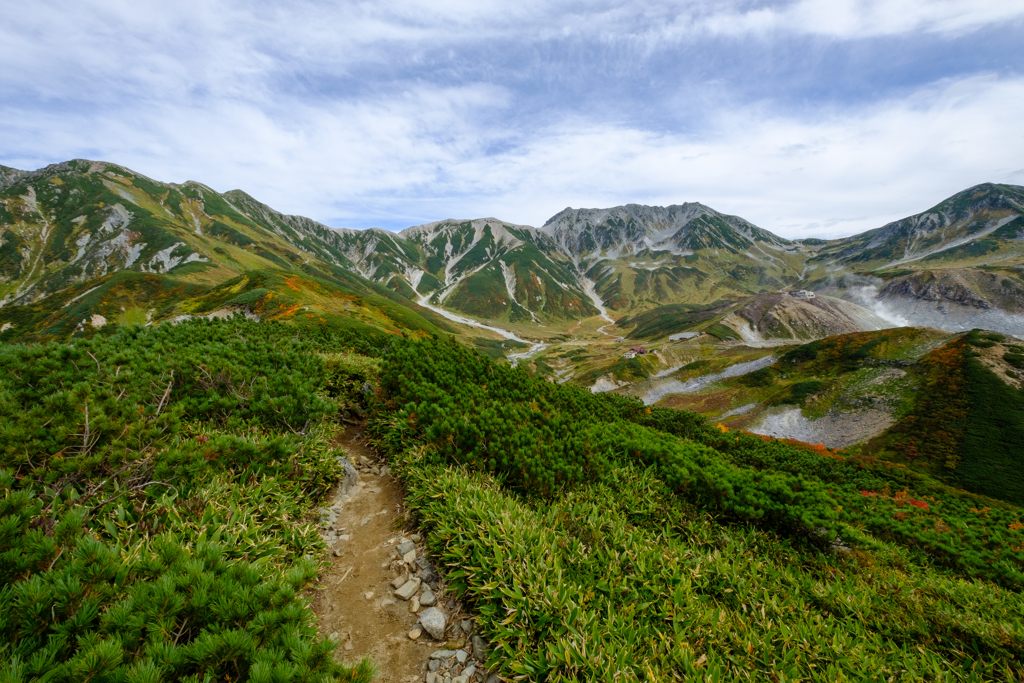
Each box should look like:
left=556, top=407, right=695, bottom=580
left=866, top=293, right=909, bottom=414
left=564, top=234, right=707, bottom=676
left=641, top=355, right=777, bottom=406
left=100, top=204, right=132, bottom=233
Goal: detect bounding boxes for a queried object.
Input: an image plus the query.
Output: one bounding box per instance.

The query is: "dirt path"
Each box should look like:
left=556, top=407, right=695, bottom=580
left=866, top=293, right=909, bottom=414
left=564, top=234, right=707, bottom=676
left=311, top=424, right=496, bottom=683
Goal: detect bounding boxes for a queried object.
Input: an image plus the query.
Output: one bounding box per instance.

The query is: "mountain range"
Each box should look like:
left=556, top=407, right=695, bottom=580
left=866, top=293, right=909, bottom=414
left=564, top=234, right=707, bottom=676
left=2, top=158, right=1023, bottom=343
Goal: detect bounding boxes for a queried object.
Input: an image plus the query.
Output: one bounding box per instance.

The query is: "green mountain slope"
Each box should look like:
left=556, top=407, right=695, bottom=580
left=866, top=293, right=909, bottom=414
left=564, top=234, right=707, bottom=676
left=3, top=159, right=1024, bottom=349
left=814, top=183, right=1024, bottom=270
left=0, top=160, right=461, bottom=343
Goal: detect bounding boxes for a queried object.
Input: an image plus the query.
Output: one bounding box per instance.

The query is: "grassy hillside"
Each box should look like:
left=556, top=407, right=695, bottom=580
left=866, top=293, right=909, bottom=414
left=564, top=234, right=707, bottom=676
left=0, top=318, right=376, bottom=681
left=4, top=312, right=1024, bottom=681
left=864, top=329, right=1024, bottom=505
left=369, top=334, right=1024, bottom=681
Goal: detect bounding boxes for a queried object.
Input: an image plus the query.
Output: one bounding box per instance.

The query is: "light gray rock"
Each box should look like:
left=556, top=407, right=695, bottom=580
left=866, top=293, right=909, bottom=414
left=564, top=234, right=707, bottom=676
left=411, top=533, right=422, bottom=542
left=391, top=573, right=409, bottom=589
left=419, top=589, right=436, bottom=606
left=471, top=635, right=487, bottom=662
left=339, top=456, right=361, bottom=496
left=455, top=649, right=468, bottom=664
left=486, top=675, right=500, bottom=683
left=420, top=607, right=447, bottom=640
left=395, top=577, right=421, bottom=601
left=397, top=540, right=416, bottom=556
left=428, top=659, right=441, bottom=672
left=403, top=548, right=417, bottom=564
left=461, top=619, right=473, bottom=635
left=425, top=673, right=439, bottom=683
left=430, top=650, right=457, bottom=660
left=463, top=665, right=475, bottom=679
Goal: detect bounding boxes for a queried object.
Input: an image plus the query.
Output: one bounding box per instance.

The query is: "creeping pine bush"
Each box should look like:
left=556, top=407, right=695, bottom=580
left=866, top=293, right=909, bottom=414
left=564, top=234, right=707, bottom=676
left=0, top=318, right=374, bottom=683
left=373, top=335, right=1024, bottom=585
left=370, top=334, right=1024, bottom=681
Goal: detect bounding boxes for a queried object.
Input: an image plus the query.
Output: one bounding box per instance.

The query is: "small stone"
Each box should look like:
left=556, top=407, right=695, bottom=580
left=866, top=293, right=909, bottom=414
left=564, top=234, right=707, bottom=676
left=417, top=556, right=430, bottom=569
left=486, top=674, right=500, bottom=683
left=395, top=577, right=421, bottom=600
left=411, top=533, right=422, bottom=542
left=359, top=455, right=372, bottom=466
left=410, top=596, right=421, bottom=613
left=425, top=673, right=439, bottom=683
left=471, top=635, right=487, bottom=662
left=332, top=548, right=342, bottom=557
left=408, top=627, right=423, bottom=640
left=418, top=568, right=439, bottom=584
left=455, top=650, right=468, bottom=665
left=338, top=534, right=351, bottom=542
left=344, top=641, right=354, bottom=651
left=463, top=665, right=475, bottom=679
left=428, top=659, right=441, bottom=672
left=420, top=607, right=447, bottom=640
left=397, top=540, right=416, bottom=556
left=451, top=676, right=468, bottom=683
left=380, top=465, right=392, bottom=476
left=391, top=574, right=409, bottom=589
left=380, top=562, right=390, bottom=568
left=461, top=619, right=473, bottom=635
left=364, top=591, right=374, bottom=600
left=429, top=650, right=457, bottom=660
left=403, top=549, right=417, bottom=564
left=419, top=589, right=436, bottom=606
left=381, top=599, right=396, bottom=607
left=361, top=516, right=371, bottom=526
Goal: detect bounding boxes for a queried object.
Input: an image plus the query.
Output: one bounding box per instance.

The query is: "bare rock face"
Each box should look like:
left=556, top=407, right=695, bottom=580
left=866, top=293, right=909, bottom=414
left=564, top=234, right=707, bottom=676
left=419, top=606, right=447, bottom=640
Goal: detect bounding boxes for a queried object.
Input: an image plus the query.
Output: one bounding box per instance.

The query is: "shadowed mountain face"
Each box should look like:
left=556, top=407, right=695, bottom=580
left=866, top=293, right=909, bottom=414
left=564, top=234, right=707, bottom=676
left=1, top=159, right=1023, bottom=340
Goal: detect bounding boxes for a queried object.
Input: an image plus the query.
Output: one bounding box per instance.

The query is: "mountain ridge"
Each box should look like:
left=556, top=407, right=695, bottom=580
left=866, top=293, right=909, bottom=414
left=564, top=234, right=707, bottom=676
left=2, top=157, right=1023, bottom=341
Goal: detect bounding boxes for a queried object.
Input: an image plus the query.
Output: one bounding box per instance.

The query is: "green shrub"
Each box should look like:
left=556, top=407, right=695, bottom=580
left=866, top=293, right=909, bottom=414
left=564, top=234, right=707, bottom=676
left=738, top=366, right=774, bottom=387
left=0, top=318, right=375, bottom=681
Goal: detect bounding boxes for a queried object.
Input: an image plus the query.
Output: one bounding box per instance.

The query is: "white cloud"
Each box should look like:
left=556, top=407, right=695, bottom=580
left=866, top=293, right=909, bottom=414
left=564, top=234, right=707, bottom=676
left=3, top=74, right=1023, bottom=239
left=447, top=74, right=1024, bottom=237
left=1, top=1, right=1022, bottom=239
left=702, top=0, right=1024, bottom=39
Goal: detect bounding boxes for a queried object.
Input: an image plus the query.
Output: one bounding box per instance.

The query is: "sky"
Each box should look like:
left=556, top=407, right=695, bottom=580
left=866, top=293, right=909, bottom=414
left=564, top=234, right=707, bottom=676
left=2, top=1, right=1024, bottom=239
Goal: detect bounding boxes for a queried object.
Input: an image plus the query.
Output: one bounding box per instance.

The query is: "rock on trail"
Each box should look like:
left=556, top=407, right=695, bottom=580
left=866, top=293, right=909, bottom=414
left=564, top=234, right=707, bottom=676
left=311, top=424, right=498, bottom=683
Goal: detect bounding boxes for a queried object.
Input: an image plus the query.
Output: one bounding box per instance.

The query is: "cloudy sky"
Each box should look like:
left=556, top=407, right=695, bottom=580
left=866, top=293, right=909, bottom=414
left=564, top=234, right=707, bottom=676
left=2, top=1, right=1024, bottom=238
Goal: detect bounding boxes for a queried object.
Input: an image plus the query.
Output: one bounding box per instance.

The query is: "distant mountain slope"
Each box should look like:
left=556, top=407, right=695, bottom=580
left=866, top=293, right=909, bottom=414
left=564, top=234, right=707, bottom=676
left=812, top=183, right=1024, bottom=270
left=540, top=203, right=808, bottom=313
left=3, top=158, right=1023, bottom=343
left=0, top=160, right=458, bottom=342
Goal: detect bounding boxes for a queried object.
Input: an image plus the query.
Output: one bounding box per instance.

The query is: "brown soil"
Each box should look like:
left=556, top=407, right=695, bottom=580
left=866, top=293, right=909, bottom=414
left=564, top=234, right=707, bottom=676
left=977, top=342, right=1024, bottom=389
left=311, top=424, right=437, bottom=683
